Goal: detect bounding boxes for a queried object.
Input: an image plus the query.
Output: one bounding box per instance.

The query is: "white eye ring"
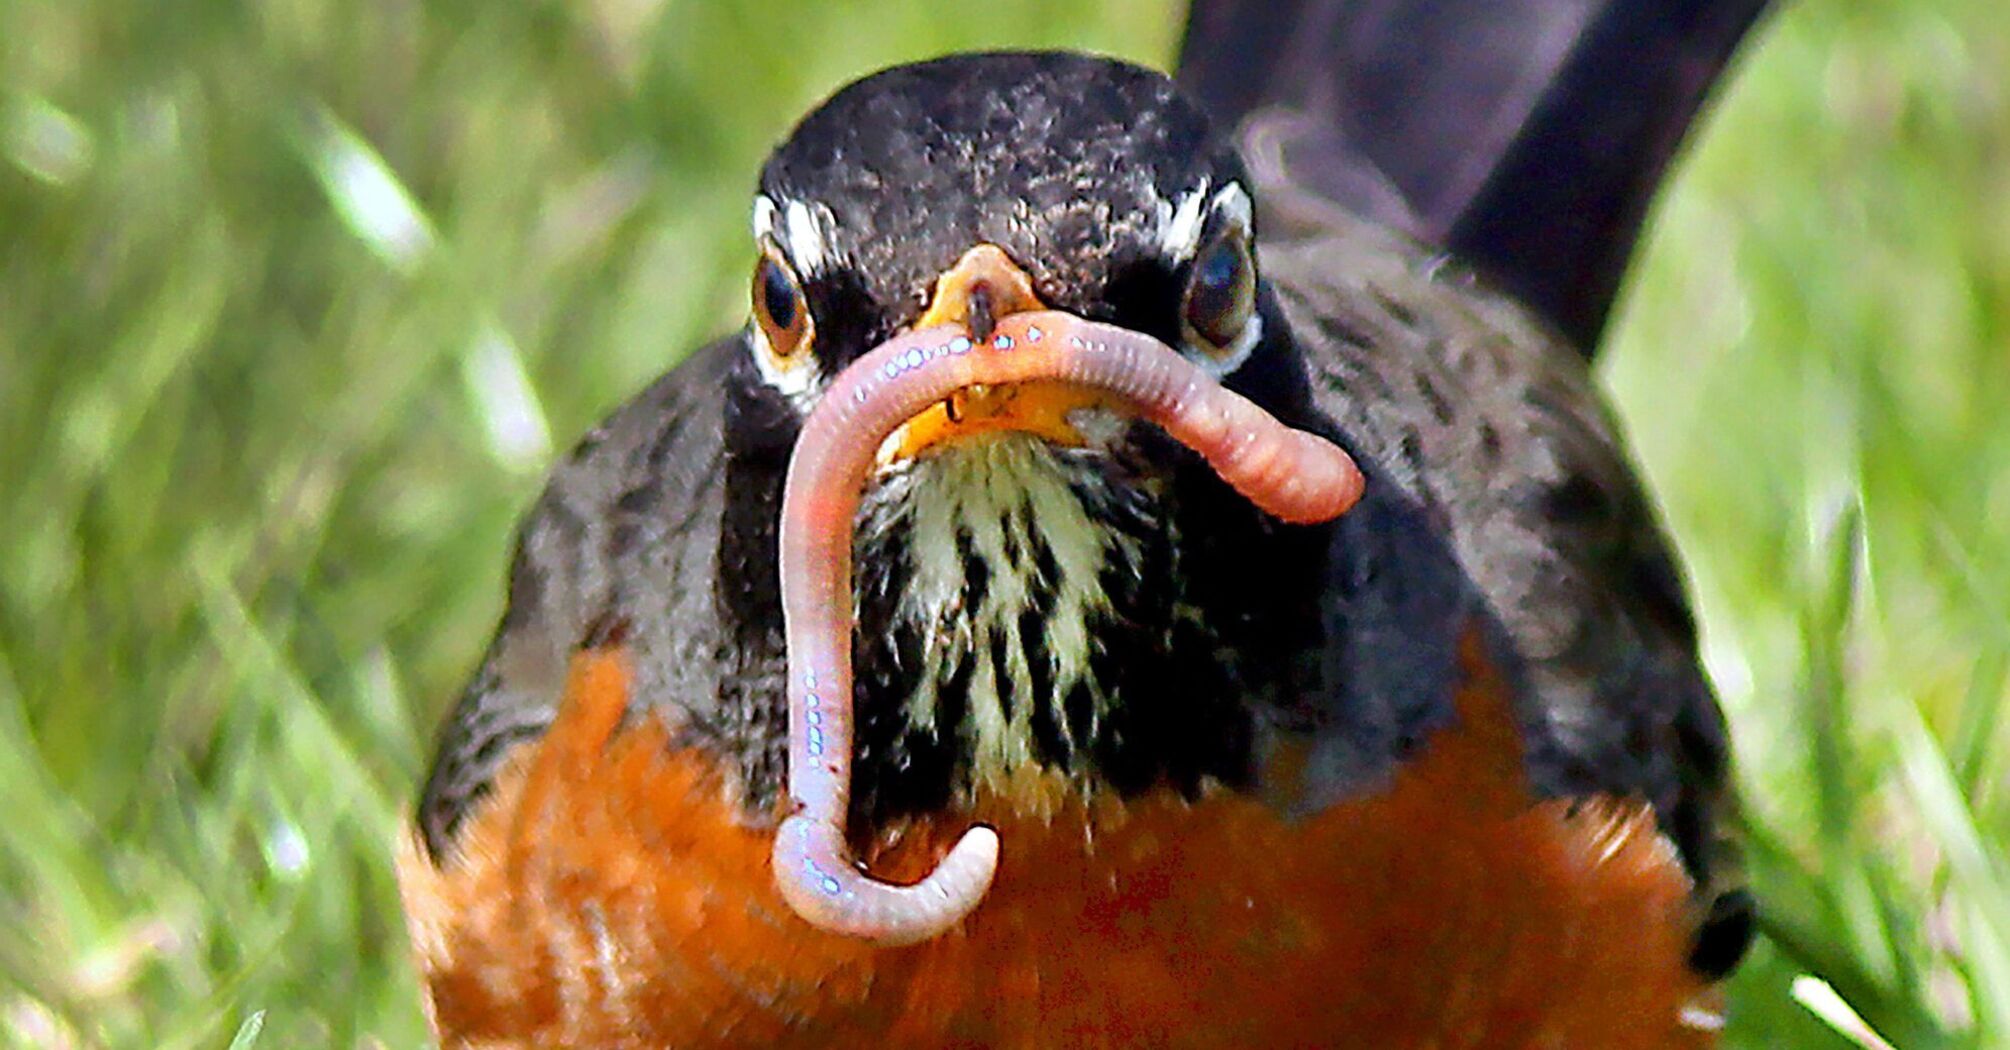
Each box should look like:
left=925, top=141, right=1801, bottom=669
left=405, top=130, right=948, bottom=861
left=747, top=316, right=824, bottom=411
left=1158, top=180, right=1253, bottom=263
left=752, top=193, right=836, bottom=277
left=1169, top=183, right=1261, bottom=375
left=749, top=196, right=834, bottom=408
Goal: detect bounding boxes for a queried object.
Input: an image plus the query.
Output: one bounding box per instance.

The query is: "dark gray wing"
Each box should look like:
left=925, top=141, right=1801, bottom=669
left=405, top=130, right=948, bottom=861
left=1255, top=191, right=1746, bottom=971
left=416, top=337, right=739, bottom=858
left=1179, top=0, right=1772, bottom=349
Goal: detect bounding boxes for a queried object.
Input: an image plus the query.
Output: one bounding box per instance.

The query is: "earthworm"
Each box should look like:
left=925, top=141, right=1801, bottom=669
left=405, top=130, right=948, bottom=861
left=773, top=310, right=1365, bottom=945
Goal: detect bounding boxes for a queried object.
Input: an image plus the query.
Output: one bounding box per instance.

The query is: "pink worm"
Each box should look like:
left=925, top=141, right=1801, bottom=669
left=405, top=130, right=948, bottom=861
left=772, top=310, right=1365, bottom=945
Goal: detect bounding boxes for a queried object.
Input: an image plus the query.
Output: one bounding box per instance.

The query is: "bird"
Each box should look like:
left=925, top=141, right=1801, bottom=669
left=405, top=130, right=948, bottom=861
left=397, top=2, right=1770, bottom=1045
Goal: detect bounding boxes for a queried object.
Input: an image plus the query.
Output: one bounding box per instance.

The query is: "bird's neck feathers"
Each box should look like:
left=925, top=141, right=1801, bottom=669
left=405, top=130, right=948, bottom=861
left=846, top=433, right=1294, bottom=828
left=718, top=371, right=1326, bottom=834
left=855, top=439, right=1149, bottom=802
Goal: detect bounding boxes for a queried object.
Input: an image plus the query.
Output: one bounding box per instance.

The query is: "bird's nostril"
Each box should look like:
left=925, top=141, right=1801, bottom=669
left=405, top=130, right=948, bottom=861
left=967, top=282, right=997, bottom=343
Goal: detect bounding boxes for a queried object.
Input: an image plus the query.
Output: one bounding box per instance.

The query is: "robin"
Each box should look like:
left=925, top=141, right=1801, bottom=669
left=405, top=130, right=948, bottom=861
left=400, top=4, right=1766, bottom=1044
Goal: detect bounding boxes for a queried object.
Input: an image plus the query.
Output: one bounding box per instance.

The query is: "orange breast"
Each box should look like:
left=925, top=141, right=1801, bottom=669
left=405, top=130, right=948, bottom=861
left=398, top=643, right=1719, bottom=1048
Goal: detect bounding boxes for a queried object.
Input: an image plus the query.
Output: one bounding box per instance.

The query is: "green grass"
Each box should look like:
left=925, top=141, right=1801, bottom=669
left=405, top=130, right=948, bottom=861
left=0, top=1, right=2003, bottom=1045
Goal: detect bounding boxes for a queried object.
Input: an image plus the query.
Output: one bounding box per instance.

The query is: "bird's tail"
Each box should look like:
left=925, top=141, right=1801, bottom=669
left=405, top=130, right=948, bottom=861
left=1176, top=0, right=1773, bottom=352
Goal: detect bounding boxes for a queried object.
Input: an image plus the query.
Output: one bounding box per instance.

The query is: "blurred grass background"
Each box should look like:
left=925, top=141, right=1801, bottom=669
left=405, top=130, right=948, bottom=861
left=0, top=0, right=2003, bottom=1045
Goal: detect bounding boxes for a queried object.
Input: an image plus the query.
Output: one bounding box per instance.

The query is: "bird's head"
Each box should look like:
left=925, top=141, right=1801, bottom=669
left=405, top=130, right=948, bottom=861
left=744, top=51, right=1264, bottom=433
left=723, top=53, right=1330, bottom=840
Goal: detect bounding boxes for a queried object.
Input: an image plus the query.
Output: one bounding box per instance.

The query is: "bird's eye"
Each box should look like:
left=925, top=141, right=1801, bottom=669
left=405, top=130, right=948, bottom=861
left=753, top=252, right=813, bottom=364
left=1181, top=230, right=1255, bottom=356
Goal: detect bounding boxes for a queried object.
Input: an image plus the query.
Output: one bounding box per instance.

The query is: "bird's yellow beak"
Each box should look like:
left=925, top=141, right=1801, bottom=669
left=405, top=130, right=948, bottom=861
left=886, top=244, right=1115, bottom=461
